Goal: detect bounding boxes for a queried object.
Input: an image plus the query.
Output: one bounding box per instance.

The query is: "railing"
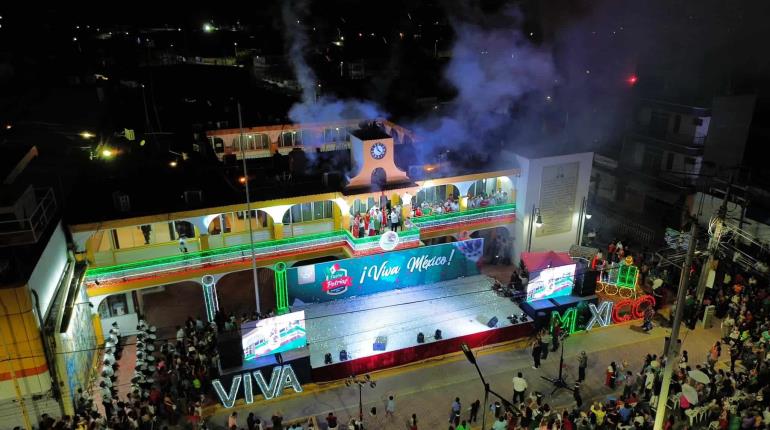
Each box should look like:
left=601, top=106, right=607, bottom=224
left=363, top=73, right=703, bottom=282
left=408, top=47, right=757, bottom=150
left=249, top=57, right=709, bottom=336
left=85, top=228, right=422, bottom=285
left=412, top=203, right=516, bottom=230
left=84, top=204, right=514, bottom=287
left=0, top=188, right=57, bottom=246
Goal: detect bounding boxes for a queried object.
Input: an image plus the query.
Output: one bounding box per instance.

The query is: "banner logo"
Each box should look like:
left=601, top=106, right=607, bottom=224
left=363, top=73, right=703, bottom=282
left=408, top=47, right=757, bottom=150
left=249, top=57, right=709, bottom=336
left=322, top=264, right=352, bottom=295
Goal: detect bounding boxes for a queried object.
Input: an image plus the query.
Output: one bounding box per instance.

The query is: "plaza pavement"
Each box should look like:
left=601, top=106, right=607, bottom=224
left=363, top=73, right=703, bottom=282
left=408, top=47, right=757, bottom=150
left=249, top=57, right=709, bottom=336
left=203, top=317, right=722, bottom=430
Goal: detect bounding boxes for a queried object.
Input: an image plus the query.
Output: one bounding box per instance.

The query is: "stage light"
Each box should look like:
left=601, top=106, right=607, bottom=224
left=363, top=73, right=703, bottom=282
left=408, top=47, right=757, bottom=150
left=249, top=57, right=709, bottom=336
left=417, top=332, right=425, bottom=343
left=535, top=210, right=543, bottom=228
left=324, top=353, right=332, bottom=365
left=434, top=329, right=442, bottom=340
left=627, top=75, right=638, bottom=85
left=585, top=213, right=592, bottom=220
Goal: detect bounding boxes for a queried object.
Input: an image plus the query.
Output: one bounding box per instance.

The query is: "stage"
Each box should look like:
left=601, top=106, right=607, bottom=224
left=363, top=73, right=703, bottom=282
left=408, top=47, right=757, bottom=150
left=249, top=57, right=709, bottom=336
left=288, top=274, right=534, bottom=380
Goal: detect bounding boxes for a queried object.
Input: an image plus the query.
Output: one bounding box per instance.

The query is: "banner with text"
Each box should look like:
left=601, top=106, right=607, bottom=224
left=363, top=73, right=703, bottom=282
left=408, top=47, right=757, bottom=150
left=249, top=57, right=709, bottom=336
left=287, top=239, right=484, bottom=303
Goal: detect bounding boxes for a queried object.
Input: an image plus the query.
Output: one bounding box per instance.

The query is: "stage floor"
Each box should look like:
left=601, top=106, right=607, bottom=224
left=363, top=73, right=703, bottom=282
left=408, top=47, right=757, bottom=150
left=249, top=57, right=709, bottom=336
left=292, top=275, right=527, bottom=369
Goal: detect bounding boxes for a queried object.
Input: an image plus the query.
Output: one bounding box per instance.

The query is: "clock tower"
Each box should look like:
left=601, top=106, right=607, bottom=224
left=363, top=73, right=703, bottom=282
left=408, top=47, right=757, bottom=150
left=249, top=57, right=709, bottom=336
left=346, top=127, right=410, bottom=189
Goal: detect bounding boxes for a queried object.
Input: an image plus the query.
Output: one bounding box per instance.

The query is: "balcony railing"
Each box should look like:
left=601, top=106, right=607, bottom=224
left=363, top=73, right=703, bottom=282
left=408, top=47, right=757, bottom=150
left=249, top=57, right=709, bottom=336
left=412, top=203, right=516, bottom=230
left=0, top=188, right=57, bottom=247
left=85, top=228, right=422, bottom=287
left=84, top=204, right=514, bottom=289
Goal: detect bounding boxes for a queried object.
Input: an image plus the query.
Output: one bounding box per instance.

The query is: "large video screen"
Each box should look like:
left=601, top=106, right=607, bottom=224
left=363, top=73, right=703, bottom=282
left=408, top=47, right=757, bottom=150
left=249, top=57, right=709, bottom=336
left=241, top=311, right=307, bottom=361
left=526, top=264, right=576, bottom=302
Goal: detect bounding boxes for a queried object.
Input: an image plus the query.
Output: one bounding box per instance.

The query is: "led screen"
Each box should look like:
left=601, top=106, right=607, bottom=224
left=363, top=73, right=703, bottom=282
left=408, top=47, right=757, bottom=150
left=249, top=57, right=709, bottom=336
left=526, top=264, right=576, bottom=302
left=241, top=311, right=307, bottom=360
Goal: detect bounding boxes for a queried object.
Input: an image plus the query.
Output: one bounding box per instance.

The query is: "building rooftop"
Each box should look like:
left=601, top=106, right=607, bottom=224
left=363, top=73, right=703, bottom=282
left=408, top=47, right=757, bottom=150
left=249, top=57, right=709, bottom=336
left=349, top=127, right=391, bottom=140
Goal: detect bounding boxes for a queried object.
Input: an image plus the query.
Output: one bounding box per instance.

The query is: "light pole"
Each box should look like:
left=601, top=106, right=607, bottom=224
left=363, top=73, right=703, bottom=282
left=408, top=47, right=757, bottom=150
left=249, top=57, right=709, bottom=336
left=346, top=374, right=376, bottom=423
left=653, top=222, right=697, bottom=429
left=237, top=102, right=261, bottom=314
left=526, top=205, right=543, bottom=252
left=577, top=196, right=592, bottom=246
left=460, top=343, right=513, bottom=430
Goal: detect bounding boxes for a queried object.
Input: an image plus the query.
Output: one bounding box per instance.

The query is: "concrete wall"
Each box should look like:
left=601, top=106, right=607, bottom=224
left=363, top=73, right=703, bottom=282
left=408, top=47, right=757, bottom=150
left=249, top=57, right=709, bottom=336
left=512, top=152, right=594, bottom=263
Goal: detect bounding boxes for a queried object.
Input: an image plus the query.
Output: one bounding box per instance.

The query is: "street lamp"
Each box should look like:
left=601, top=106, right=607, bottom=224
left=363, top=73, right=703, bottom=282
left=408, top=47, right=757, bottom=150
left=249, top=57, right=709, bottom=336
left=527, top=205, right=543, bottom=252
left=346, top=374, right=376, bottom=422
left=80, top=131, right=95, bottom=139
left=577, top=196, right=592, bottom=246
left=460, top=343, right=512, bottom=430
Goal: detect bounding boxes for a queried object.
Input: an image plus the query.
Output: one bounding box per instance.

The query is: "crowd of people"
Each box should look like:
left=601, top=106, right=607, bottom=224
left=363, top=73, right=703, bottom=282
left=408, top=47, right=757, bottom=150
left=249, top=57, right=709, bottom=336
left=349, top=190, right=511, bottom=238
left=34, top=310, right=268, bottom=430
left=350, top=204, right=405, bottom=238
left=478, top=259, right=770, bottom=429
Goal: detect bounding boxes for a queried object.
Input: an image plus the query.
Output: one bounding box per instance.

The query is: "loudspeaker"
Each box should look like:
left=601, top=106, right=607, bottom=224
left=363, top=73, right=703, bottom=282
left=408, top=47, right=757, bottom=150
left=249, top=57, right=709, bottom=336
left=574, top=270, right=599, bottom=297
left=417, top=332, right=425, bottom=343
left=339, top=350, right=348, bottom=361
left=324, top=353, right=333, bottom=365
left=217, top=331, right=244, bottom=370
left=487, top=317, right=499, bottom=328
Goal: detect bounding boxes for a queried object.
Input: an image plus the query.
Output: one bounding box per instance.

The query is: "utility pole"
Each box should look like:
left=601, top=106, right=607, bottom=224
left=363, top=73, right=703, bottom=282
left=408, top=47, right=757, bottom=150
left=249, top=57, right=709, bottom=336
left=695, top=175, right=732, bottom=303
left=653, top=222, right=697, bottom=430
left=238, top=102, right=261, bottom=314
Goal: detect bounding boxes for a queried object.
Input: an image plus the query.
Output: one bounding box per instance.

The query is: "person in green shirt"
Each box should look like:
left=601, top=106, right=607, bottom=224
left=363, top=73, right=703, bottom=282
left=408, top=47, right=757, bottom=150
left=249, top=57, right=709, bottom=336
left=455, top=420, right=468, bottom=430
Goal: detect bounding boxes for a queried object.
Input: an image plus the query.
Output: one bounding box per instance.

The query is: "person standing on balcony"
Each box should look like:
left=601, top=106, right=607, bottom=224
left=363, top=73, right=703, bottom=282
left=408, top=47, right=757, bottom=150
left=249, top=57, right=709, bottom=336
left=179, top=235, right=188, bottom=253
left=140, top=225, right=152, bottom=244
left=372, top=208, right=381, bottom=236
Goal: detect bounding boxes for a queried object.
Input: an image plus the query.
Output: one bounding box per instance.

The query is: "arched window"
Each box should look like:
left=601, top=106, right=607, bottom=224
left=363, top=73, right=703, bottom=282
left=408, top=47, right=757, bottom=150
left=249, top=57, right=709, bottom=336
left=282, top=201, right=334, bottom=224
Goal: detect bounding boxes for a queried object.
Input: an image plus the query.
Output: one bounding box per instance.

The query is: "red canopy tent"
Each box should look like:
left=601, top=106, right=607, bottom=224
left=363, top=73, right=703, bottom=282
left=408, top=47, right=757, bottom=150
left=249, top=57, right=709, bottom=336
left=520, top=251, right=573, bottom=272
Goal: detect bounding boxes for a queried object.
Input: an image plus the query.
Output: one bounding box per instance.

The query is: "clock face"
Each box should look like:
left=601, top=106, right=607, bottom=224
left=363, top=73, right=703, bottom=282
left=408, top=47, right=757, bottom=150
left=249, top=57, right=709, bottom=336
left=370, top=142, right=387, bottom=159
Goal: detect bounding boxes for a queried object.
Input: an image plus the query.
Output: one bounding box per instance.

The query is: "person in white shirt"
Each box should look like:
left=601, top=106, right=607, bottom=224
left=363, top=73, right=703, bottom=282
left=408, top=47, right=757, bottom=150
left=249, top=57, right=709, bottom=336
left=492, top=416, right=507, bottom=430
left=512, top=372, right=528, bottom=403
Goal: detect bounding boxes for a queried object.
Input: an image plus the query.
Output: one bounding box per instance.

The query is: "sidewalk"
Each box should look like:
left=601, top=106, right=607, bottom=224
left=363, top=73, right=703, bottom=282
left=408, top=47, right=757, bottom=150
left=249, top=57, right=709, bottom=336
left=204, top=319, right=722, bottom=429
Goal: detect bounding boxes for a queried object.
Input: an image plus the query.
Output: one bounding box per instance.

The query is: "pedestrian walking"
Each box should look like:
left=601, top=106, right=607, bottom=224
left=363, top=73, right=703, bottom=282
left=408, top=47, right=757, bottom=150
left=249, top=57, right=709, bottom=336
left=409, top=414, right=418, bottom=430
left=469, top=399, right=480, bottom=423
left=577, top=351, right=587, bottom=382
left=326, top=413, right=338, bottom=430
left=606, top=362, right=618, bottom=389
left=512, top=372, right=528, bottom=404
left=531, top=338, right=542, bottom=369
left=622, top=371, right=635, bottom=399
left=573, top=383, right=583, bottom=408
left=228, top=412, right=239, bottom=430
left=449, top=397, right=461, bottom=425
left=551, top=321, right=562, bottom=352
left=386, top=395, right=395, bottom=418
left=540, top=330, right=551, bottom=360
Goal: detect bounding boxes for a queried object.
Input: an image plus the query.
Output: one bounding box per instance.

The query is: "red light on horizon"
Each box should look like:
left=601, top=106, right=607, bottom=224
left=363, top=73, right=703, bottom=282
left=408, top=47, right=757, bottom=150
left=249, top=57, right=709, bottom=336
left=627, top=75, right=638, bottom=85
